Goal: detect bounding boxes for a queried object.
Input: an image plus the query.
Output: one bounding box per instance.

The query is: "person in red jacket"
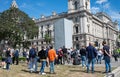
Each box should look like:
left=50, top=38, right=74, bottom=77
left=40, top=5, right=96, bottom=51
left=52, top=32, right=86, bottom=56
left=48, top=46, right=57, bottom=74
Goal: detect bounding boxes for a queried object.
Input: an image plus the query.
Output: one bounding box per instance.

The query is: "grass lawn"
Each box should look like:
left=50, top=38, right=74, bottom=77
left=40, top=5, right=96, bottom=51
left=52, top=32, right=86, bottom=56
left=0, top=63, right=109, bottom=77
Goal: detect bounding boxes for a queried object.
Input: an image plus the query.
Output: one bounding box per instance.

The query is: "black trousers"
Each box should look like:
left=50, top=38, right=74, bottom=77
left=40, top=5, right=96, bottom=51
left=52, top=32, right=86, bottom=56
left=13, top=56, right=19, bottom=65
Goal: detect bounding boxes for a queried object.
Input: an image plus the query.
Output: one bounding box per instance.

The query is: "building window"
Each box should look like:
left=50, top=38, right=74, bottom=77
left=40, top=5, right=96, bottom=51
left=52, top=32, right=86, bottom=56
left=74, top=1, right=78, bottom=10
left=87, top=25, right=90, bottom=33
left=76, top=44, right=79, bottom=49
left=41, top=32, right=43, bottom=38
left=87, top=18, right=89, bottom=22
left=41, top=25, right=43, bottom=30
left=75, top=17, right=79, bottom=22
left=41, top=41, right=43, bottom=44
left=36, top=42, right=38, bottom=45
left=75, top=37, right=78, bottom=41
left=47, top=30, right=52, bottom=37
left=47, top=24, right=50, bottom=29
left=75, top=26, right=79, bottom=33
left=80, top=35, right=82, bottom=39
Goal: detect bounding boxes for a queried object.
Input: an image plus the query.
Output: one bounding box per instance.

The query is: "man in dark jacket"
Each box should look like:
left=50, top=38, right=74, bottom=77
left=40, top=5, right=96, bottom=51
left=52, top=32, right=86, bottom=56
left=86, top=43, right=97, bottom=73
left=62, top=46, right=68, bottom=64
left=29, top=45, right=37, bottom=73
left=38, top=46, right=47, bottom=75
left=13, top=49, right=19, bottom=65
left=80, top=46, right=87, bottom=68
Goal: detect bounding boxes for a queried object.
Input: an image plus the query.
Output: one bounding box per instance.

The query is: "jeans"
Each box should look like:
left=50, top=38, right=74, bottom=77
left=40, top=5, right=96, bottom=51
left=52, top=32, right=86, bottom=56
left=87, top=58, right=96, bottom=73
left=29, top=57, right=38, bottom=72
left=6, top=57, right=12, bottom=70
left=104, top=56, right=111, bottom=72
left=97, top=55, right=102, bottom=64
left=6, top=63, right=10, bottom=70
left=40, top=61, right=46, bottom=73
left=13, top=56, right=19, bottom=65
left=50, top=61, right=54, bottom=73
left=81, top=56, right=86, bottom=67
left=63, top=53, right=67, bottom=64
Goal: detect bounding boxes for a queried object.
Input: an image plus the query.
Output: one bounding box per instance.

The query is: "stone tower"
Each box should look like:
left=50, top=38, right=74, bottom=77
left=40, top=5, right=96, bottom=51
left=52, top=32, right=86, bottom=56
left=11, top=0, right=18, bottom=8
left=68, top=0, right=90, bottom=13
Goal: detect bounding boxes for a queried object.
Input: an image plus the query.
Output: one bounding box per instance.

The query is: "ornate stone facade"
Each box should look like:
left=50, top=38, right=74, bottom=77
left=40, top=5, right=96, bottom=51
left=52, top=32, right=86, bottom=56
left=34, top=0, right=119, bottom=50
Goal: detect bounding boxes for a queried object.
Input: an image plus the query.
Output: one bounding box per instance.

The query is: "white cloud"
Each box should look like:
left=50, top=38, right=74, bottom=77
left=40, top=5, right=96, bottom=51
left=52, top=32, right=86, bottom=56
left=36, top=3, right=45, bottom=7
left=96, top=0, right=108, bottom=4
left=20, top=3, right=27, bottom=8
left=103, top=3, right=110, bottom=9
left=91, top=7, right=100, bottom=14
left=20, top=3, right=35, bottom=10
left=109, top=11, right=120, bottom=20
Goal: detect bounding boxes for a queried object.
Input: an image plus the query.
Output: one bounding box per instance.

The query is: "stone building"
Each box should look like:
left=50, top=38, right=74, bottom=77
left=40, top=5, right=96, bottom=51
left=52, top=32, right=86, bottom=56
left=34, top=0, right=119, bottom=50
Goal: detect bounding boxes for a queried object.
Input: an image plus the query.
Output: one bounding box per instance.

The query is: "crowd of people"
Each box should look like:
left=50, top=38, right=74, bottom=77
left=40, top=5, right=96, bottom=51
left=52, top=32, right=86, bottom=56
left=1, top=48, right=19, bottom=70
left=1, top=41, right=120, bottom=75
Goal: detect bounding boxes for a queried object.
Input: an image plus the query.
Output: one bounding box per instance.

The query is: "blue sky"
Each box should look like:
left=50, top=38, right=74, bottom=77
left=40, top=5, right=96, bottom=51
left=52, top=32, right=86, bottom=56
left=0, top=0, right=120, bottom=26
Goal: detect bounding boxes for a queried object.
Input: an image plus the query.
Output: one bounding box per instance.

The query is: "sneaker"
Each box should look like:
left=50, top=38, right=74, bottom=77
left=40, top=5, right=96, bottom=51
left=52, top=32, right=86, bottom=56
left=42, top=73, right=46, bottom=75
left=30, top=70, right=33, bottom=73
left=39, top=72, right=46, bottom=75
left=50, top=72, right=56, bottom=74
left=108, top=70, right=111, bottom=73
left=102, top=71, right=108, bottom=73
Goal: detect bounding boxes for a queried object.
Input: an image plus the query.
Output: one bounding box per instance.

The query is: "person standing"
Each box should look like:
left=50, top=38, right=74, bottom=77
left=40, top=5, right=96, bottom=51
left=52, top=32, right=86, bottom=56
left=1, top=49, right=6, bottom=69
left=58, top=48, right=63, bottom=64
left=113, top=48, right=118, bottom=62
left=62, top=46, right=68, bottom=64
left=48, top=46, right=57, bottom=74
left=86, top=43, right=97, bottom=73
left=38, top=46, right=47, bottom=75
left=45, top=46, right=50, bottom=67
left=29, top=45, right=37, bottom=73
left=80, top=46, right=87, bottom=68
left=97, top=49, right=103, bottom=64
left=13, top=49, right=19, bottom=65
left=102, top=41, right=111, bottom=73
left=5, top=48, right=12, bottom=70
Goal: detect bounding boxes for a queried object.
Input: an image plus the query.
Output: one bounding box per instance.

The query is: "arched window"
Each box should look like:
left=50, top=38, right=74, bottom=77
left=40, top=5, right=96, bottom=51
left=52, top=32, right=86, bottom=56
left=41, top=32, right=43, bottom=38
left=41, top=25, right=43, bottom=30
left=87, top=25, right=90, bottom=33
left=75, top=26, right=79, bottom=33
left=76, top=44, right=79, bottom=49
left=74, top=1, right=78, bottom=10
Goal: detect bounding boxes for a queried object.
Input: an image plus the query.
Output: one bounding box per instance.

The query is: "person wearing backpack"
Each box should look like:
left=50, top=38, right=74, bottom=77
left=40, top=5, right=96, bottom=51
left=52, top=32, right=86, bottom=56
left=29, top=45, right=37, bottom=73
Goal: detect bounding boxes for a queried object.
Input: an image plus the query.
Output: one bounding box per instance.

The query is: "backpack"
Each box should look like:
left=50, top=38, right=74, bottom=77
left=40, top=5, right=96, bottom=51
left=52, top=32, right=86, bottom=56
left=30, top=48, right=36, bottom=58
left=58, top=50, right=63, bottom=57
left=73, top=56, right=81, bottom=65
